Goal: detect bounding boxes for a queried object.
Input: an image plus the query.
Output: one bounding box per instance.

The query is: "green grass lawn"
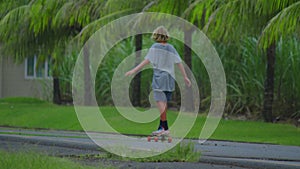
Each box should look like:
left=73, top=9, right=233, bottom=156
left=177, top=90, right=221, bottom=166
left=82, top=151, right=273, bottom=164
left=0, top=97, right=299, bottom=146
left=0, top=151, right=114, bottom=169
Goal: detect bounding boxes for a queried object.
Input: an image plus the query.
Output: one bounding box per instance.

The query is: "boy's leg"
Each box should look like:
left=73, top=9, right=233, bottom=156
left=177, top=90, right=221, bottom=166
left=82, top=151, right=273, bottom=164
left=152, top=91, right=171, bottom=135
left=156, top=101, right=168, bottom=131
left=157, top=101, right=167, bottom=121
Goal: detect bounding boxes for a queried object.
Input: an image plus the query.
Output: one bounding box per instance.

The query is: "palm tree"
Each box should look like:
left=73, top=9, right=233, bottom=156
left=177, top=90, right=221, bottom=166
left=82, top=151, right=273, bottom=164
left=190, top=0, right=300, bottom=122
left=258, top=1, right=300, bottom=122
left=52, top=0, right=105, bottom=105
left=0, top=0, right=154, bottom=105
left=71, top=0, right=153, bottom=106
left=0, top=0, right=74, bottom=104
left=0, top=0, right=96, bottom=104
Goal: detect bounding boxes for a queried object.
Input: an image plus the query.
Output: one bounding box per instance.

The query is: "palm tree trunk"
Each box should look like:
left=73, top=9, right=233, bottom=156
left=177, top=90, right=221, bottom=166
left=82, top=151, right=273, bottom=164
left=52, top=57, right=61, bottom=105
left=132, top=34, right=142, bottom=107
left=83, top=45, right=93, bottom=106
left=262, top=43, right=276, bottom=122
left=53, top=77, right=61, bottom=104
left=183, top=28, right=194, bottom=112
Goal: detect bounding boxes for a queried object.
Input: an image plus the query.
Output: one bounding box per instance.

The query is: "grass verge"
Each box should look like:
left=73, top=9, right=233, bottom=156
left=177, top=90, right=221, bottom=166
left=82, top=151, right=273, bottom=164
left=0, top=97, right=299, bottom=146
left=132, top=142, right=200, bottom=162
left=0, top=151, right=114, bottom=169
left=78, top=142, right=200, bottom=162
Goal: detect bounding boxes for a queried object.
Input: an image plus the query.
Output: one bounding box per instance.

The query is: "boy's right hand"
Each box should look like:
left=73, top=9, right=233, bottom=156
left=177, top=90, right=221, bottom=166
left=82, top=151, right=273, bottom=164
left=125, top=70, right=135, bottom=76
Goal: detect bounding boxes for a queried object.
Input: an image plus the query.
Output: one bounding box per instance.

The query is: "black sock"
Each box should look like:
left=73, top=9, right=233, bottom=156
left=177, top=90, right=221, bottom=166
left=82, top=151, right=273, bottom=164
left=162, top=121, right=168, bottom=130
left=158, top=120, right=163, bottom=130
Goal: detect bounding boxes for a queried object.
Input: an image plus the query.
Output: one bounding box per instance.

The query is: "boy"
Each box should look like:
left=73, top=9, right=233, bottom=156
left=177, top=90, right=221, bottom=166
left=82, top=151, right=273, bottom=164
left=125, top=26, right=191, bottom=135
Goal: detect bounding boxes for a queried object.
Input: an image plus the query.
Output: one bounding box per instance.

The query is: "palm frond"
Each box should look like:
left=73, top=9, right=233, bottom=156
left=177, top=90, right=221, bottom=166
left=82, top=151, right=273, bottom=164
left=52, top=1, right=73, bottom=28
left=203, top=0, right=249, bottom=42
left=71, top=8, right=135, bottom=45
left=259, top=1, right=300, bottom=49
left=0, top=5, right=30, bottom=41
left=186, top=0, right=220, bottom=26
left=103, top=0, right=150, bottom=15
left=0, top=1, right=72, bottom=63
left=202, top=0, right=296, bottom=43
left=53, top=0, right=104, bottom=30
left=29, top=0, right=67, bottom=35
left=254, top=0, right=299, bottom=16
left=0, top=0, right=31, bottom=19
left=148, top=0, right=189, bottom=16
left=142, top=0, right=158, bottom=12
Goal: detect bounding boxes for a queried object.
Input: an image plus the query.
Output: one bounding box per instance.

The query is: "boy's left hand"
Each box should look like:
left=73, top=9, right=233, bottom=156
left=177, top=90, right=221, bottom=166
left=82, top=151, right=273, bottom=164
left=184, top=77, right=191, bottom=87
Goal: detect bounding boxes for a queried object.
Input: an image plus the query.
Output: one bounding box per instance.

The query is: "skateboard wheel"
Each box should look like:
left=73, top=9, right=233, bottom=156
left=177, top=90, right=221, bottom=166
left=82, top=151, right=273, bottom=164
left=154, top=137, right=158, bottom=142
left=168, top=137, right=172, bottom=143
left=147, top=136, right=151, bottom=142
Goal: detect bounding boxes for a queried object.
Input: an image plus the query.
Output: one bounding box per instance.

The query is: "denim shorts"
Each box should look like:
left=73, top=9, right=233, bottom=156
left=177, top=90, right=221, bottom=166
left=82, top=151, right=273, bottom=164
left=153, top=91, right=172, bottom=102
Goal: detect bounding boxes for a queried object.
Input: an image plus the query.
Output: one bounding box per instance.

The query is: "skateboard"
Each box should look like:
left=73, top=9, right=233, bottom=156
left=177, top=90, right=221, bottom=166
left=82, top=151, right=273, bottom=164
left=147, top=133, right=172, bottom=143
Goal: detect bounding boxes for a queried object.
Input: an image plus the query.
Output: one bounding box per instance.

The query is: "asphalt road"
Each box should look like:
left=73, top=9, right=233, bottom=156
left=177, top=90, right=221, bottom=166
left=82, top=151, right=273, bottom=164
left=0, top=127, right=299, bottom=169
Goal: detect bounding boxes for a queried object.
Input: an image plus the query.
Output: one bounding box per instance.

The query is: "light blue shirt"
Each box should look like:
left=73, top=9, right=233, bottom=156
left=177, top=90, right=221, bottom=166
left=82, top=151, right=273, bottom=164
left=145, top=43, right=181, bottom=91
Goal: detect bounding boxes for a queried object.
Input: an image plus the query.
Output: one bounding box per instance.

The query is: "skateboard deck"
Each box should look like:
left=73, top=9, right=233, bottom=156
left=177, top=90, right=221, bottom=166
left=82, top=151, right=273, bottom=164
left=147, top=133, right=172, bottom=143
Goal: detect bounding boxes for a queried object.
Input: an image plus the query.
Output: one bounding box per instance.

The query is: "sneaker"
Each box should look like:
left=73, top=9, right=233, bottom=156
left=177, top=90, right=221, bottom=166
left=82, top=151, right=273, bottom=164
left=162, top=130, right=170, bottom=135
left=152, top=128, right=165, bottom=136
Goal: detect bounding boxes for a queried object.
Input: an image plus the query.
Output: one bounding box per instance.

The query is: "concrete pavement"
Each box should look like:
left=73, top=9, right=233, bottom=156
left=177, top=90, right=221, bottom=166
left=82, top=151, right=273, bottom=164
left=0, top=127, right=299, bottom=169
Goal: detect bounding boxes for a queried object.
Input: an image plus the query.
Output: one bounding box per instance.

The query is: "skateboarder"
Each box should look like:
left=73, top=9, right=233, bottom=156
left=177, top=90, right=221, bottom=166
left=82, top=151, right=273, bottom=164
left=125, top=26, right=191, bottom=136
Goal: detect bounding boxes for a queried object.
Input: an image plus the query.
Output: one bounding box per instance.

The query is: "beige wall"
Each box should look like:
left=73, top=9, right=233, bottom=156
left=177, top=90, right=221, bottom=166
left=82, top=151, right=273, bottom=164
left=1, top=57, right=52, bottom=100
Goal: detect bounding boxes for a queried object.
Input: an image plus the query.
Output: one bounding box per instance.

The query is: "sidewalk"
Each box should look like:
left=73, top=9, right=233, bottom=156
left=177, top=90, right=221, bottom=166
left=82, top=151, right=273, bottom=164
left=0, top=127, right=299, bottom=169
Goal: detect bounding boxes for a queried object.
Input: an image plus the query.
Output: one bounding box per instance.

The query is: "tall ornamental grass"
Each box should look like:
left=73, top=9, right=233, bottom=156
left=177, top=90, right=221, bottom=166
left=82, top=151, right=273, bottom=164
left=218, top=36, right=300, bottom=119
left=57, top=35, right=300, bottom=120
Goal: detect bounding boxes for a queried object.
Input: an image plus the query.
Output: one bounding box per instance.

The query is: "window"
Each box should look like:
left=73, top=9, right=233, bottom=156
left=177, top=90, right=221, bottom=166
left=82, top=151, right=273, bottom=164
left=26, top=57, right=34, bottom=77
left=36, top=61, right=45, bottom=78
left=25, top=56, right=51, bottom=79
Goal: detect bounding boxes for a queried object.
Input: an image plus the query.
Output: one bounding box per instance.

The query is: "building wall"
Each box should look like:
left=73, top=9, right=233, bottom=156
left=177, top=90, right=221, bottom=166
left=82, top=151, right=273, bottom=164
left=1, top=57, right=53, bottom=100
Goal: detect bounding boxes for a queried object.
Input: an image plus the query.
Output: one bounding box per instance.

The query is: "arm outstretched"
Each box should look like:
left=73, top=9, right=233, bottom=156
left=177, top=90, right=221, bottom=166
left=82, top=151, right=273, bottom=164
left=125, top=59, right=150, bottom=76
